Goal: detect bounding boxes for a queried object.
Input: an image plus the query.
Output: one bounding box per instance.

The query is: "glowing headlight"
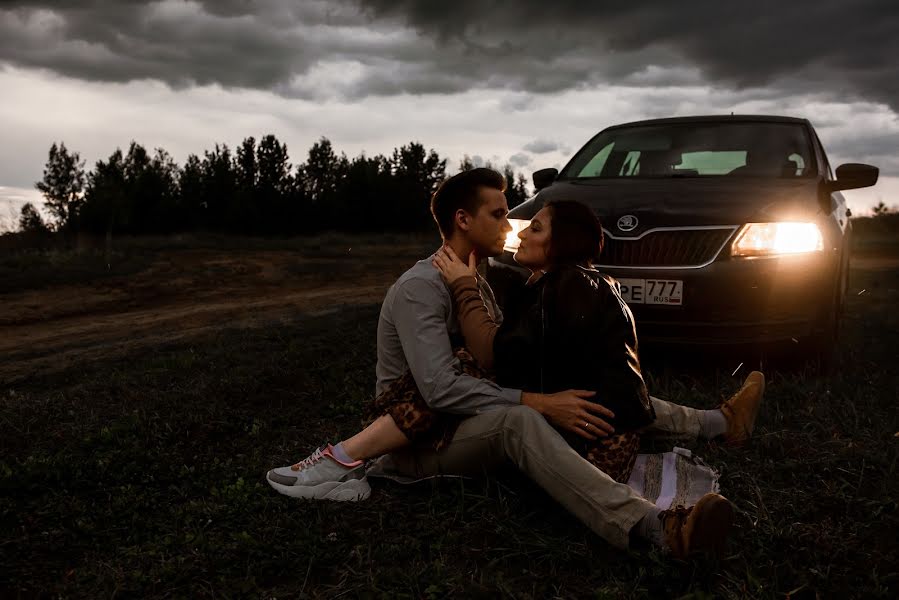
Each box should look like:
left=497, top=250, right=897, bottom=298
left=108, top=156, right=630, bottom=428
left=731, top=222, right=823, bottom=257
left=503, top=219, right=531, bottom=253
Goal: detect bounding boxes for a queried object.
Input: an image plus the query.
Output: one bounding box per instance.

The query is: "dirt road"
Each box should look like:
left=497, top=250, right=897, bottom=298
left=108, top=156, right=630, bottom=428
left=1, top=245, right=432, bottom=384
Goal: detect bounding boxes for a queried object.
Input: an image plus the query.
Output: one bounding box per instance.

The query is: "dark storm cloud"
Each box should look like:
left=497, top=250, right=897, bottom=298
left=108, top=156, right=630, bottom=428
left=523, top=139, right=560, bottom=154
left=1, top=0, right=898, bottom=112
left=508, top=152, right=531, bottom=167
left=357, top=0, right=899, bottom=111
left=823, top=128, right=899, bottom=175
left=0, top=0, right=400, bottom=94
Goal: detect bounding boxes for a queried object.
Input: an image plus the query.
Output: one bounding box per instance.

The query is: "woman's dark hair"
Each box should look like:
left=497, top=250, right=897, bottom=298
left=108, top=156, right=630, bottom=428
left=545, top=200, right=604, bottom=265
left=430, top=168, right=506, bottom=238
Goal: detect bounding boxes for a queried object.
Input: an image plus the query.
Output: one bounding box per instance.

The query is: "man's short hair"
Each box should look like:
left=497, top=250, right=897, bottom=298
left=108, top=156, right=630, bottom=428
left=430, top=168, right=506, bottom=238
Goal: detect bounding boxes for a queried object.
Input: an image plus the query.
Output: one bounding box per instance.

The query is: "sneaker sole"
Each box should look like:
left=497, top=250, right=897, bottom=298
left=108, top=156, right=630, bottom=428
left=266, top=473, right=372, bottom=502
left=688, top=496, right=734, bottom=557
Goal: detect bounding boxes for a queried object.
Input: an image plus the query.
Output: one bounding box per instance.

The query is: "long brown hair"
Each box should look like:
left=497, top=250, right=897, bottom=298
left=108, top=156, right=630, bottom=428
left=545, top=200, right=604, bottom=266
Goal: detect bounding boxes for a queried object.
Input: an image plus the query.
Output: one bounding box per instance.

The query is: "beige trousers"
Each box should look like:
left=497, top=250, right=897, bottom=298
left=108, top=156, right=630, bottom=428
left=647, top=396, right=703, bottom=440
left=381, top=397, right=704, bottom=548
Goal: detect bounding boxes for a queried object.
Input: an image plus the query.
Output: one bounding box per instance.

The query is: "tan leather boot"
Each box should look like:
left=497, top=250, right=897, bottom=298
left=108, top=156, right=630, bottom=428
left=720, top=371, right=765, bottom=446
left=660, top=493, right=734, bottom=559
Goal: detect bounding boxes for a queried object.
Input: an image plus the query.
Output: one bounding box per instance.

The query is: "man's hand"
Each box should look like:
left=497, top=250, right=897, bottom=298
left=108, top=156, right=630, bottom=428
left=432, top=245, right=477, bottom=286
left=521, top=390, right=615, bottom=440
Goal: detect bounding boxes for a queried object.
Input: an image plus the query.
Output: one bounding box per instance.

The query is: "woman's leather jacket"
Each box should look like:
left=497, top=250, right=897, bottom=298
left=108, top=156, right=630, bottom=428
left=494, top=264, right=655, bottom=432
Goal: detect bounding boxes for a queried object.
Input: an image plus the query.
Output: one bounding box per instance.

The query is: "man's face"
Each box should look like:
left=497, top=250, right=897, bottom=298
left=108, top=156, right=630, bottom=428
left=462, top=187, right=511, bottom=257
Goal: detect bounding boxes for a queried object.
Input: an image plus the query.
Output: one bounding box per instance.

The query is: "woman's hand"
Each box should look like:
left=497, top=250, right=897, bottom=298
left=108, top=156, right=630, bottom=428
left=432, top=245, right=477, bottom=285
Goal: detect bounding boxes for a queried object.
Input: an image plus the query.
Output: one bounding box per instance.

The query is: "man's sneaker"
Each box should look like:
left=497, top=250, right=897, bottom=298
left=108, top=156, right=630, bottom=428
left=660, top=493, right=734, bottom=559
left=720, top=371, right=765, bottom=445
left=266, top=444, right=371, bottom=502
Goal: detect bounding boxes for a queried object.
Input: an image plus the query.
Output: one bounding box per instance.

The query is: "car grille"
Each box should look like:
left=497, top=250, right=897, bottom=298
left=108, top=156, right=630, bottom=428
left=599, top=228, right=736, bottom=268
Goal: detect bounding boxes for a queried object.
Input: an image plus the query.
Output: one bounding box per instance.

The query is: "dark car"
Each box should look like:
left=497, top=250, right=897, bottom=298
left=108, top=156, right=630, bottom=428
left=487, top=115, right=878, bottom=355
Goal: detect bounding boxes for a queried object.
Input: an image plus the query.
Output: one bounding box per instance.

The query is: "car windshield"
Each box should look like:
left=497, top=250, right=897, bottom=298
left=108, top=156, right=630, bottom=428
left=560, top=122, right=816, bottom=179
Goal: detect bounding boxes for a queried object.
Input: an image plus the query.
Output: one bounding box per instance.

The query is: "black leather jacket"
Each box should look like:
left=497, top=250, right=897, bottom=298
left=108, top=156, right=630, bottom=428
left=493, top=264, right=655, bottom=432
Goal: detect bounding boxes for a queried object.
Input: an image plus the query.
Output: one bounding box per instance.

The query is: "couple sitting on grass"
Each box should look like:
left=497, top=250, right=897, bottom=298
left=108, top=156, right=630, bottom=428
left=265, top=168, right=765, bottom=559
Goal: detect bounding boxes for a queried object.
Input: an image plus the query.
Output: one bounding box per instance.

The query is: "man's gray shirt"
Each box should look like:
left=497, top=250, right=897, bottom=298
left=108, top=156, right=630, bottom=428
left=375, top=256, right=522, bottom=415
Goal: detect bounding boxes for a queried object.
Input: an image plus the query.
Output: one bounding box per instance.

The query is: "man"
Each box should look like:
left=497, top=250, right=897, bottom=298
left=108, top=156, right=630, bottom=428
left=266, top=168, right=764, bottom=558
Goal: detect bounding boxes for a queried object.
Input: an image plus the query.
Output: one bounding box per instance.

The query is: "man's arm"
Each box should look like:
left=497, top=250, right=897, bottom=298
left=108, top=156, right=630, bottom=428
left=393, top=276, right=520, bottom=415
left=394, top=274, right=616, bottom=436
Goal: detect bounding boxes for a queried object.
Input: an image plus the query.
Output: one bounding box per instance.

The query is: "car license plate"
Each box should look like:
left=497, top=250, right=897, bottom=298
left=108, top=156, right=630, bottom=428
left=617, top=278, right=683, bottom=305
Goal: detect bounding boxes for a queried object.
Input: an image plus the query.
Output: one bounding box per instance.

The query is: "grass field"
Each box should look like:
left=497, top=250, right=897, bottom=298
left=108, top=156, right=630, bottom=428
left=1, top=233, right=897, bottom=598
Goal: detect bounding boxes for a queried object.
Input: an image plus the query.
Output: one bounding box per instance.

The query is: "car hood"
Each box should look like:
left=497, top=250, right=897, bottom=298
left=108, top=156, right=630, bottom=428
left=511, top=178, right=823, bottom=233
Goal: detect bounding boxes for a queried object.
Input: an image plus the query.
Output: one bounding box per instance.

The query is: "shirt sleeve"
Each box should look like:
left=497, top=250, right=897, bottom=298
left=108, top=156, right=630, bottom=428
left=392, top=276, right=521, bottom=415
left=448, top=275, right=499, bottom=370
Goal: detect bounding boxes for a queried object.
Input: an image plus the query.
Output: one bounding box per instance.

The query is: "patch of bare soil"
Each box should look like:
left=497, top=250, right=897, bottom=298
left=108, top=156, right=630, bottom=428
left=1, top=246, right=430, bottom=384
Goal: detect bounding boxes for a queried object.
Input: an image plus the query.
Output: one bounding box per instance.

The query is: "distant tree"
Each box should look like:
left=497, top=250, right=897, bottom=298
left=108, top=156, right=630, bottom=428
left=120, top=143, right=180, bottom=233
left=121, top=142, right=150, bottom=232
left=256, top=134, right=292, bottom=233
left=200, top=144, right=237, bottom=230
left=178, top=154, right=205, bottom=229
left=149, top=148, right=182, bottom=231
left=516, top=173, right=530, bottom=200
left=872, top=201, right=896, bottom=215
left=392, top=142, right=446, bottom=196
left=298, top=138, right=349, bottom=230
left=18, top=202, right=49, bottom=233
left=390, top=142, right=447, bottom=230
left=335, top=153, right=393, bottom=231
left=35, top=142, right=86, bottom=231
left=502, top=164, right=530, bottom=209
left=458, top=155, right=475, bottom=172
left=236, top=137, right=258, bottom=191
left=229, top=137, right=259, bottom=231
left=257, top=135, right=291, bottom=193
left=81, top=149, right=126, bottom=250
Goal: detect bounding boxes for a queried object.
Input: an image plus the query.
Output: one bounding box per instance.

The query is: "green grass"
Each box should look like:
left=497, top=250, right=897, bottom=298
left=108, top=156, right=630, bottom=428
left=1, top=248, right=898, bottom=598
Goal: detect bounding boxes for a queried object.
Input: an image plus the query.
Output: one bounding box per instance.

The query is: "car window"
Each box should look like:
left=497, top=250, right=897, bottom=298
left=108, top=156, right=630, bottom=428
left=677, top=151, right=746, bottom=175
left=562, top=122, right=816, bottom=179
left=787, top=153, right=807, bottom=176
left=814, top=133, right=834, bottom=180
left=576, top=142, right=615, bottom=177
left=620, top=151, right=641, bottom=176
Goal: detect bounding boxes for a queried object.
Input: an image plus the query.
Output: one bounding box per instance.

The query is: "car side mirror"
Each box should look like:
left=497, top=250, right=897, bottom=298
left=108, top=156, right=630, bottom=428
left=830, top=163, right=879, bottom=191
left=532, top=168, right=558, bottom=191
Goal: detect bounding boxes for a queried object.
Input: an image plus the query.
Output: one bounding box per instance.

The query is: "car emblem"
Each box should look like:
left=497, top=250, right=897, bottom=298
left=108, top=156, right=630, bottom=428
left=617, top=215, right=638, bottom=232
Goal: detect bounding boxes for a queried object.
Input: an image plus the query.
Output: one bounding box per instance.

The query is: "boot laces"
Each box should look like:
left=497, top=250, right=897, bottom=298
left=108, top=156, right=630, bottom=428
left=291, top=448, right=325, bottom=471
left=659, top=504, right=691, bottom=527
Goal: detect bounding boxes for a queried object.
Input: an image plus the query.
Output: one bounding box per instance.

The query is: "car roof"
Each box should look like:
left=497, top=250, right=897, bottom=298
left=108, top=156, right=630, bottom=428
left=605, top=115, right=811, bottom=130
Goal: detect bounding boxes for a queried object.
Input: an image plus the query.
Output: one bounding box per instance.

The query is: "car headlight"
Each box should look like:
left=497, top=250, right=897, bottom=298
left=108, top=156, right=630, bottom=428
left=731, top=222, right=823, bottom=257
left=504, top=219, right=531, bottom=253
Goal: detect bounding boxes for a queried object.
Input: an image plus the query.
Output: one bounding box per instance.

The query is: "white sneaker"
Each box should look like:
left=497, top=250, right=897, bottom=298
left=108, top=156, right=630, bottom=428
left=266, top=444, right=371, bottom=502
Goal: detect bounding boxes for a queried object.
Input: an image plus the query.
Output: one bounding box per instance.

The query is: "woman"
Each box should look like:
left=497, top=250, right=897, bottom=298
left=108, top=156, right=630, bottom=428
left=430, top=199, right=655, bottom=481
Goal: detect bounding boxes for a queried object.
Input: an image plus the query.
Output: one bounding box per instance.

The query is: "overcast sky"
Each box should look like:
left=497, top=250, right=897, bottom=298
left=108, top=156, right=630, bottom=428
left=2, top=0, right=898, bottom=232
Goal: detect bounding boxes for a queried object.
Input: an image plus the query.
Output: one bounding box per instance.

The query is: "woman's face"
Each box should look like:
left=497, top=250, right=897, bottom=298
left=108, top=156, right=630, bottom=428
left=514, top=206, right=552, bottom=271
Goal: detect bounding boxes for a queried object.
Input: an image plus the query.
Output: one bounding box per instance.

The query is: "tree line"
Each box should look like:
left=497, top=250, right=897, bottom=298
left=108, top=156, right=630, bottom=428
left=19, top=137, right=532, bottom=236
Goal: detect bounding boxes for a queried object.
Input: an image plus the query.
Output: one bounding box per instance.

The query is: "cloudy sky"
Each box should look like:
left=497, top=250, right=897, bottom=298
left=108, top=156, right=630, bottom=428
left=1, top=0, right=898, bottom=232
